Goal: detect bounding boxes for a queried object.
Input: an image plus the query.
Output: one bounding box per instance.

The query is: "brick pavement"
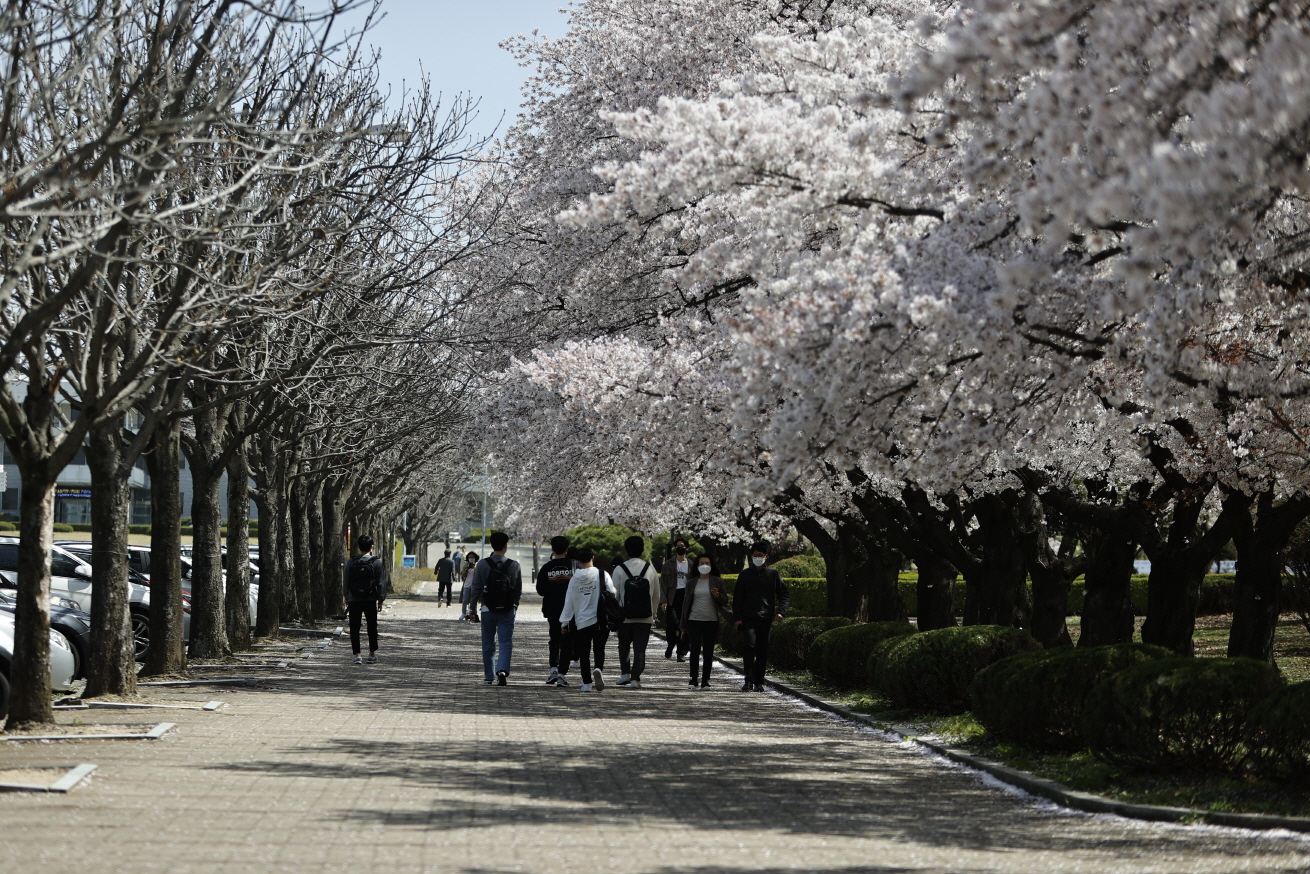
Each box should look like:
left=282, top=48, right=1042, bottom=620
left=2, top=588, right=1309, bottom=874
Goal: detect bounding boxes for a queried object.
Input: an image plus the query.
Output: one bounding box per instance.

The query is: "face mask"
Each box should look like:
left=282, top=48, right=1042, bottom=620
left=698, top=565, right=711, bottom=575
left=675, top=547, right=687, bottom=555
left=752, top=556, right=766, bottom=567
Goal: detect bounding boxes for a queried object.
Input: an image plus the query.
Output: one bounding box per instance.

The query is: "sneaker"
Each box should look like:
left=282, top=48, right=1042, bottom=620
left=546, top=668, right=559, bottom=685
left=592, top=669, right=605, bottom=692
left=497, top=670, right=508, bottom=686
left=677, top=654, right=686, bottom=663
left=366, top=654, right=377, bottom=664
left=754, top=683, right=765, bottom=692
left=555, top=675, right=570, bottom=687
left=664, top=647, right=674, bottom=659
left=483, top=678, right=495, bottom=684
left=630, top=679, right=641, bottom=689
left=616, top=674, right=632, bottom=686
left=580, top=683, right=593, bottom=692
left=352, top=655, right=363, bottom=665
left=741, top=680, right=752, bottom=692
left=688, top=679, right=699, bottom=688
left=700, top=680, right=711, bottom=690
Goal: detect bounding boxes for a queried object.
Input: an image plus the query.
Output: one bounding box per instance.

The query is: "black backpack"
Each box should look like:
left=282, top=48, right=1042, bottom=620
left=598, top=574, right=625, bottom=631
left=482, top=556, right=518, bottom=611
left=617, top=562, right=653, bottom=620
left=347, top=555, right=379, bottom=600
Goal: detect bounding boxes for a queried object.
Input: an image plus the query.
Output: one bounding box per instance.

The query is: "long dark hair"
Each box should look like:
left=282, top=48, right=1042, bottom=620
left=466, top=551, right=479, bottom=565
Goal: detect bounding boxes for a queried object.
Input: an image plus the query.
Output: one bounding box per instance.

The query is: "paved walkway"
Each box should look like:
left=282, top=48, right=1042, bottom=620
left=2, top=589, right=1309, bottom=873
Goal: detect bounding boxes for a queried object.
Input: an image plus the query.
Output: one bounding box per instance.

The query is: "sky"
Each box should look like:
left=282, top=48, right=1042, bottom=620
left=339, top=0, right=573, bottom=141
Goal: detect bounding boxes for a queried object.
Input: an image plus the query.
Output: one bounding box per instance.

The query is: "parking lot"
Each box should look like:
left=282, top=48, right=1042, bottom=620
left=1, top=587, right=1308, bottom=874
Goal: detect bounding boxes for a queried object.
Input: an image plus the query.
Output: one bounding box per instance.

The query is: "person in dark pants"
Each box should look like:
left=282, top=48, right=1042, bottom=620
left=342, top=534, right=386, bottom=664
left=660, top=537, right=692, bottom=661
left=536, top=534, right=577, bottom=686
left=435, top=550, right=455, bottom=606
left=679, top=554, right=729, bottom=689
left=732, top=540, right=790, bottom=692
left=613, top=534, right=660, bottom=688
left=559, top=547, right=615, bottom=691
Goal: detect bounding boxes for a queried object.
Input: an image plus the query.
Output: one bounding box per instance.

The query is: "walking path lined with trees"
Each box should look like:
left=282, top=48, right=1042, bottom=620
left=2, top=589, right=1307, bottom=874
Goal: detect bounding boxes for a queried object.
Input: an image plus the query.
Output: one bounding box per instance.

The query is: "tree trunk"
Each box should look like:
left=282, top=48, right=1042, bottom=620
left=1228, top=492, right=1310, bottom=663
left=278, top=498, right=298, bottom=620
left=307, top=480, right=327, bottom=619
left=143, top=420, right=186, bottom=677
left=1015, top=491, right=1076, bottom=648
left=291, top=477, right=312, bottom=622
left=961, top=495, right=1031, bottom=628
left=186, top=407, right=228, bottom=660
left=224, top=443, right=252, bottom=651
left=9, top=468, right=56, bottom=727
left=915, top=553, right=957, bottom=631
left=253, top=486, right=281, bottom=637
left=83, top=419, right=138, bottom=698
left=323, top=482, right=346, bottom=616
left=1079, top=521, right=1137, bottom=647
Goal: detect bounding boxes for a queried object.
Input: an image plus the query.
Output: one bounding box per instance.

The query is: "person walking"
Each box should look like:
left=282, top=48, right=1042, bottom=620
left=679, top=553, right=730, bottom=689
left=435, top=550, right=455, bottom=606
left=536, top=534, right=577, bottom=686
left=613, top=535, right=660, bottom=688
left=659, top=537, right=692, bottom=661
left=343, top=534, right=386, bottom=665
left=452, top=545, right=465, bottom=579
left=468, top=532, right=523, bottom=684
left=732, top=540, right=790, bottom=692
left=460, top=551, right=480, bottom=622
left=558, top=547, right=616, bottom=692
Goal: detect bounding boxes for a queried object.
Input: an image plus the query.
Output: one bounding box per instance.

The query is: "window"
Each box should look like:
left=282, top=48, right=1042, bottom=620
left=0, top=543, right=18, bottom=571
left=0, top=488, right=16, bottom=511
left=50, top=549, right=84, bottom=578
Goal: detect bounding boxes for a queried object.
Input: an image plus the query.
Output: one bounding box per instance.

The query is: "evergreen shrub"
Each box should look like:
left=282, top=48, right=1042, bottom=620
left=768, top=617, right=852, bottom=671
left=128, top=524, right=152, bottom=535
left=873, top=625, right=1042, bottom=713
left=1081, top=657, right=1283, bottom=771
left=972, top=643, right=1176, bottom=750
left=52, top=523, right=74, bottom=532
left=0, top=521, right=15, bottom=532
left=771, top=554, right=826, bottom=578
left=1243, top=682, right=1310, bottom=782
left=719, top=575, right=825, bottom=616
left=808, top=621, right=916, bottom=687
left=716, top=616, right=742, bottom=655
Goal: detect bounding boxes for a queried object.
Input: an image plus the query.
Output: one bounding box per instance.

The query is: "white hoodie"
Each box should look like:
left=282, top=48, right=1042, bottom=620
left=558, top=566, right=615, bottom=630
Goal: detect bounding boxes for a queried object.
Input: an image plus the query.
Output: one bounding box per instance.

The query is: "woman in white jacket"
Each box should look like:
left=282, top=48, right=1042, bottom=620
left=559, top=547, right=616, bottom=691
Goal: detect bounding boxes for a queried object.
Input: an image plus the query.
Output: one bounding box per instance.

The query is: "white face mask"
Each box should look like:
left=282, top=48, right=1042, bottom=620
left=752, top=556, right=766, bottom=567
left=698, top=564, right=712, bottom=575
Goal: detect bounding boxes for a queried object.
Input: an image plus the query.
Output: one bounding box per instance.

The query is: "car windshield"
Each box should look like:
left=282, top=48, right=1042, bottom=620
left=50, top=547, right=87, bottom=578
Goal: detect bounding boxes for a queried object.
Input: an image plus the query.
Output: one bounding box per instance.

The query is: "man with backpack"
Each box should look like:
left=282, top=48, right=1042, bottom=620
left=468, top=530, right=523, bottom=685
left=536, top=534, right=577, bottom=686
left=343, top=534, right=386, bottom=665
left=435, top=550, right=455, bottom=606
left=612, top=535, right=660, bottom=688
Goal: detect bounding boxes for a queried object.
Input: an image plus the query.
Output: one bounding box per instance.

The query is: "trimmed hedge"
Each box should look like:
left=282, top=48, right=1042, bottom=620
left=770, top=554, right=826, bottom=578
left=972, top=643, right=1176, bottom=750
left=1244, top=682, right=1310, bottom=782
left=52, top=523, right=74, bottom=532
left=769, top=617, right=852, bottom=671
left=0, top=521, right=15, bottom=532
left=808, top=621, right=916, bottom=687
left=873, top=625, right=1042, bottom=713
left=1082, top=657, right=1283, bottom=771
left=716, top=616, right=742, bottom=656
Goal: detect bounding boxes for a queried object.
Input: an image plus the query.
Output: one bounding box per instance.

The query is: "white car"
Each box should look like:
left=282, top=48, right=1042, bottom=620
left=0, top=610, right=78, bottom=720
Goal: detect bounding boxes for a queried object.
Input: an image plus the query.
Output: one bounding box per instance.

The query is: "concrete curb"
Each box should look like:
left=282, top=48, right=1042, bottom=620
left=4, top=722, right=176, bottom=743
left=654, top=630, right=1310, bottom=835
left=0, top=763, right=97, bottom=793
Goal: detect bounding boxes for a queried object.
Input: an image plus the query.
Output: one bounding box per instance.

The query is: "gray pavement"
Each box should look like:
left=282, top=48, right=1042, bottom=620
left=2, top=586, right=1309, bottom=873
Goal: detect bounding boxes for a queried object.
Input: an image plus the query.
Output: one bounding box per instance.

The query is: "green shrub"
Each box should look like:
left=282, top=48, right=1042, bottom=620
left=771, top=554, right=826, bottom=578
left=128, top=524, right=152, bottom=535
left=972, top=643, right=1176, bottom=750
left=52, top=523, right=74, bottom=532
left=717, top=616, right=743, bottom=655
left=1082, top=657, right=1283, bottom=771
left=768, top=617, right=852, bottom=671
left=720, top=575, right=826, bottom=617
left=0, top=520, right=15, bottom=532
left=873, top=625, right=1042, bottom=713
left=1244, top=682, right=1310, bottom=782
left=808, top=621, right=916, bottom=687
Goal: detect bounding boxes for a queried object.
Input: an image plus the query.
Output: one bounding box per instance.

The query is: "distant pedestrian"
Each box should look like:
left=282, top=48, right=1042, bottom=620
left=461, top=552, right=480, bottom=621
left=732, top=540, right=790, bottom=692
left=660, top=538, right=692, bottom=661
left=680, top=554, right=729, bottom=688
left=453, top=545, right=466, bottom=578
left=468, top=531, right=523, bottom=685
left=435, top=550, right=455, bottom=606
left=613, top=535, right=660, bottom=688
left=536, top=534, right=577, bottom=686
left=558, top=547, right=616, bottom=692
left=343, top=534, right=386, bottom=665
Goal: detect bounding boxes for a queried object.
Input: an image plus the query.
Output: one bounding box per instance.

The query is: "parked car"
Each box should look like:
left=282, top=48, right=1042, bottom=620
left=0, top=580, right=92, bottom=680
left=0, top=537, right=158, bottom=661
left=0, top=609, right=78, bottom=720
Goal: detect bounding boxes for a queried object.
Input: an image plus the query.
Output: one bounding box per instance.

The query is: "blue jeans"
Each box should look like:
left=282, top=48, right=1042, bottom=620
left=481, top=607, right=516, bottom=679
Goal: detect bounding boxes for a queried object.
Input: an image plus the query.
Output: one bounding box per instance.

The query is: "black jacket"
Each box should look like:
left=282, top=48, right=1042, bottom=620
left=731, top=565, right=789, bottom=622
left=435, top=557, right=454, bottom=583
left=536, top=557, right=576, bottom=619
